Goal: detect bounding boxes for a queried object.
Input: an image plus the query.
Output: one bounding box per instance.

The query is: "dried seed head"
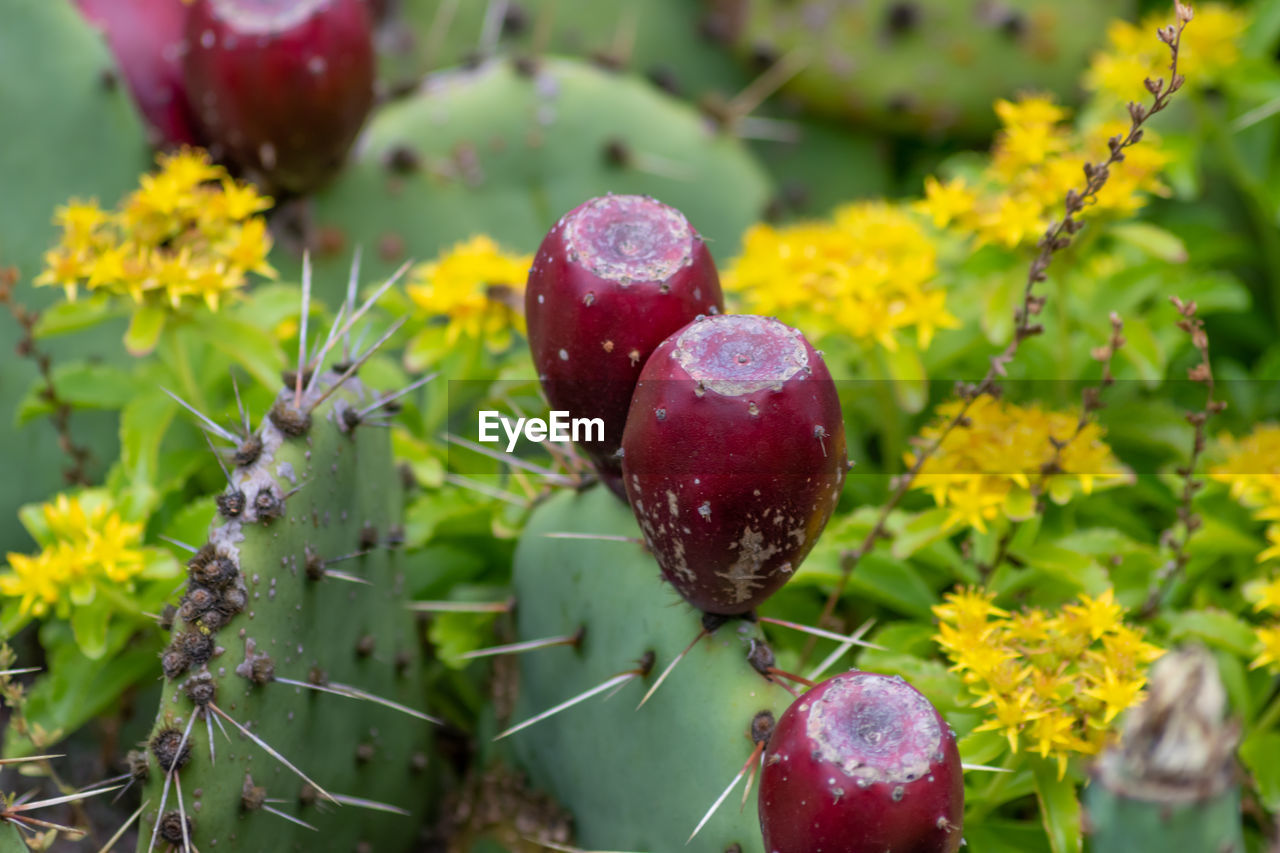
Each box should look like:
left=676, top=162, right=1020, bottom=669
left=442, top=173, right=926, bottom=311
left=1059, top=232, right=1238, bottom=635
left=216, top=489, right=247, bottom=518
left=269, top=398, right=312, bottom=437
left=151, top=727, right=192, bottom=773
left=158, top=811, right=192, bottom=846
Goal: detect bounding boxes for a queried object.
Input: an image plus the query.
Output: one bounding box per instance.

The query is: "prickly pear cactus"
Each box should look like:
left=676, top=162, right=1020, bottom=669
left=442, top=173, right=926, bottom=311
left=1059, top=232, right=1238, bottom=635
left=135, top=372, right=434, bottom=851
left=719, top=0, right=1130, bottom=135
left=507, top=487, right=794, bottom=853
left=391, top=0, right=750, bottom=101
left=0, top=0, right=149, bottom=551
left=305, top=57, right=772, bottom=286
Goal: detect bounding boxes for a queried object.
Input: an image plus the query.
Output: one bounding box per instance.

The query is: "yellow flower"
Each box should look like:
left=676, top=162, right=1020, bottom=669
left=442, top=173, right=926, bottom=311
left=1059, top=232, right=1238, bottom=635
left=935, top=588, right=1162, bottom=771
left=1252, top=625, right=1280, bottom=672
left=724, top=202, right=957, bottom=352
left=406, top=235, right=531, bottom=352
left=909, top=397, right=1127, bottom=533
left=916, top=177, right=977, bottom=229
left=1, top=493, right=151, bottom=620
left=35, top=146, right=274, bottom=322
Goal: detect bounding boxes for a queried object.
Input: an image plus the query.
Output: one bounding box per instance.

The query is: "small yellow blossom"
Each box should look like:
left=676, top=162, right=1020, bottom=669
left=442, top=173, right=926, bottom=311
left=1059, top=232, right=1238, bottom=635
left=921, top=89, right=1168, bottom=248
left=35, top=147, right=274, bottom=323
left=406, top=235, right=532, bottom=353
left=908, top=396, right=1128, bottom=533
left=1085, top=4, right=1246, bottom=106
left=1, top=493, right=148, bottom=620
left=1252, top=625, right=1280, bottom=672
left=724, top=201, right=958, bottom=352
left=934, top=587, right=1161, bottom=776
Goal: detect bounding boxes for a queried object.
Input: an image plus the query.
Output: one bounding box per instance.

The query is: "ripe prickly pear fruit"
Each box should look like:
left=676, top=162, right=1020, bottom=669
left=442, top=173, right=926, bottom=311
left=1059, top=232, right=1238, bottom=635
left=75, top=0, right=200, bottom=147
left=526, top=195, right=724, bottom=499
left=759, top=671, right=964, bottom=853
left=620, top=313, right=844, bottom=614
left=183, top=0, right=375, bottom=194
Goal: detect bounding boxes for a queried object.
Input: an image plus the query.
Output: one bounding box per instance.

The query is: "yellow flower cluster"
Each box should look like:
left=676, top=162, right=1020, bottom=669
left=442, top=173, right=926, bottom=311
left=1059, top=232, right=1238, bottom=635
left=1210, top=424, right=1280, bottom=671
left=1085, top=3, right=1246, bottom=107
left=723, top=202, right=959, bottom=352
left=935, top=587, right=1163, bottom=777
left=1211, top=424, right=1280, bottom=564
left=909, top=396, right=1128, bottom=533
left=405, top=235, right=532, bottom=353
left=35, top=148, right=275, bottom=311
left=917, top=96, right=1168, bottom=249
left=0, top=494, right=148, bottom=618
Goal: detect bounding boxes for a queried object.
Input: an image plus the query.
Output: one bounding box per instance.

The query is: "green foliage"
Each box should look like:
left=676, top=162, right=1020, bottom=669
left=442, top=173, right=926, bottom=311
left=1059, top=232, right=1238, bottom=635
left=304, top=57, right=772, bottom=288
left=508, top=487, right=794, bottom=852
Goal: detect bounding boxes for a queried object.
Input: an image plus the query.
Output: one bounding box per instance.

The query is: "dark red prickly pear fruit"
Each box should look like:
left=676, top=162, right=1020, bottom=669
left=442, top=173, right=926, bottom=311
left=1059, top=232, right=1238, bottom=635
left=759, top=671, right=964, bottom=853
left=620, top=313, right=845, bottom=614
left=75, top=0, right=201, bottom=148
left=183, top=0, right=375, bottom=195
left=526, top=195, right=724, bottom=499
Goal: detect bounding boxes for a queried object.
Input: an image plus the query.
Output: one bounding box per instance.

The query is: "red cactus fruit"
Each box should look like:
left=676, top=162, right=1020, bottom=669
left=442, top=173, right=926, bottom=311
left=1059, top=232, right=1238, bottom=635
left=525, top=195, right=724, bottom=498
left=183, top=0, right=375, bottom=195
left=759, top=671, right=964, bottom=853
left=75, top=0, right=201, bottom=148
left=619, top=314, right=845, bottom=614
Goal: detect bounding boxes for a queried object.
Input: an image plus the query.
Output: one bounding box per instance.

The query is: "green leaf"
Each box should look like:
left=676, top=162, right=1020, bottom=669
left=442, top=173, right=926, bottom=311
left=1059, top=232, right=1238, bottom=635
left=6, top=621, right=160, bottom=757
left=880, top=344, right=928, bottom=414
left=1110, top=223, right=1188, bottom=264
left=14, top=362, right=136, bottom=426
left=123, top=303, right=168, bottom=356
left=118, top=388, right=176, bottom=516
left=1032, top=756, right=1082, bottom=853
left=187, top=312, right=284, bottom=389
left=427, top=611, right=499, bottom=669
left=69, top=597, right=111, bottom=659
left=891, top=508, right=953, bottom=559
left=32, top=296, right=127, bottom=338
left=957, top=727, right=1010, bottom=768
left=1240, top=730, right=1280, bottom=812
left=1162, top=608, right=1259, bottom=658
left=962, top=820, right=1052, bottom=853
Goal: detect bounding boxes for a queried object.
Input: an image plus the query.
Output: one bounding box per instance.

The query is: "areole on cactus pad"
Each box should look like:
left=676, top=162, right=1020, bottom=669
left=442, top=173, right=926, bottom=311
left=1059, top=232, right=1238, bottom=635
left=621, top=313, right=847, bottom=615
left=526, top=194, right=724, bottom=498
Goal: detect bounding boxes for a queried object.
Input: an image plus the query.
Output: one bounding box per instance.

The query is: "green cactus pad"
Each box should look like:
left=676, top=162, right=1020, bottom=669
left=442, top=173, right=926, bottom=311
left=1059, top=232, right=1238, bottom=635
left=0, top=0, right=149, bottom=551
left=508, top=487, right=794, bottom=853
left=302, top=57, right=772, bottom=287
left=135, top=374, right=434, bottom=852
left=728, top=0, right=1130, bottom=135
